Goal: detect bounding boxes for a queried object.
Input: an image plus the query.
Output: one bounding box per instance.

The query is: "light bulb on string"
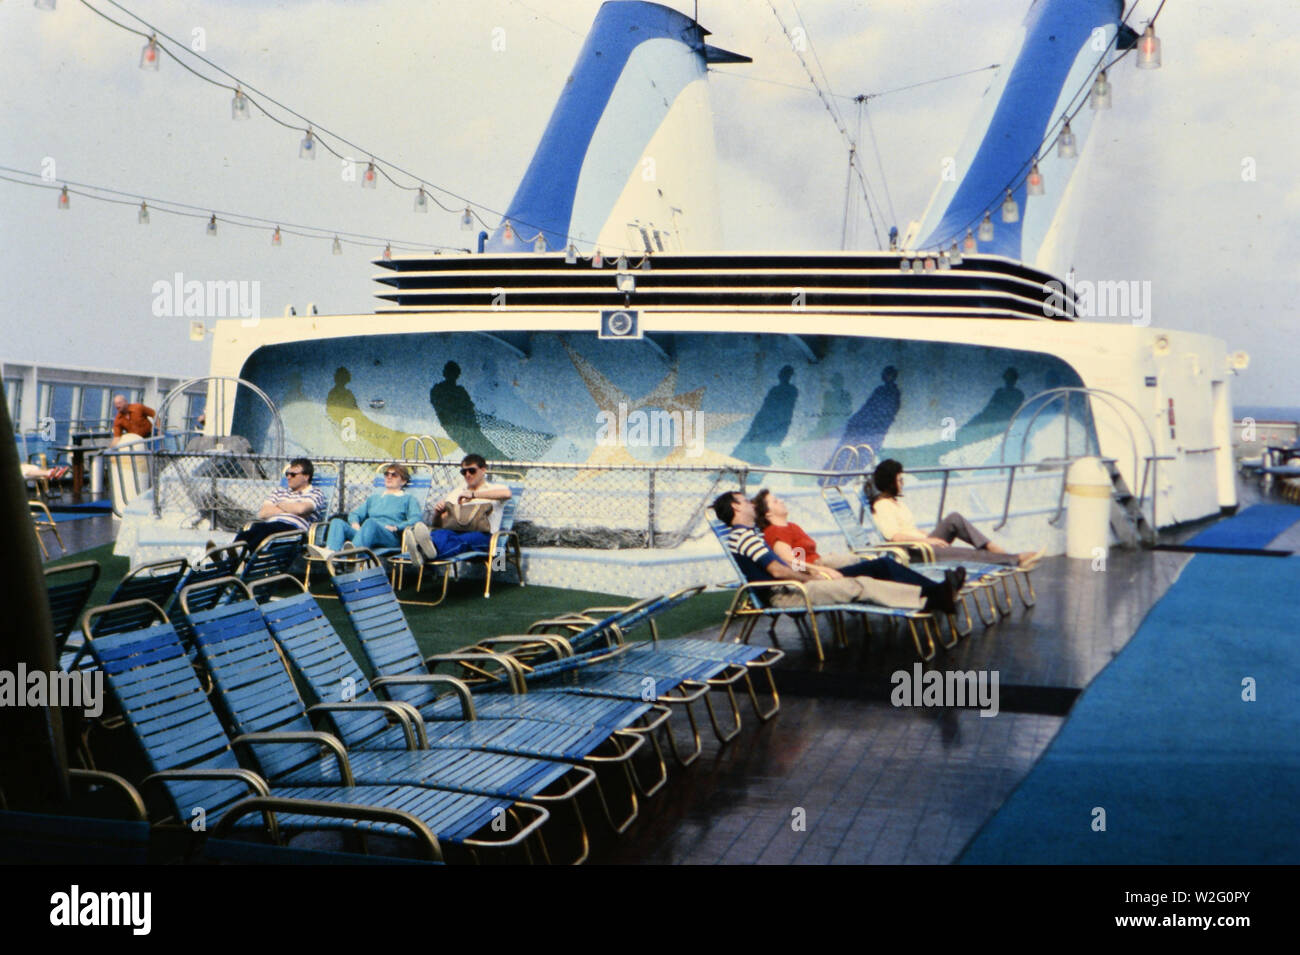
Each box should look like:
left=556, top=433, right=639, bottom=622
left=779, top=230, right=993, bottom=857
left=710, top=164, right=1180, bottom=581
left=949, top=240, right=962, bottom=265
left=978, top=212, right=994, bottom=242
left=361, top=162, right=378, bottom=189
left=565, top=244, right=578, bottom=264
left=1090, top=70, right=1111, bottom=110
left=1026, top=162, right=1045, bottom=196
left=938, top=251, right=951, bottom=270
left=616, top=255, right=628, bottom=272
left=899, top=258, right=911, bottom=273
left=922, top=257, right=937, bottom=273
left=461, top=207, right=474, bottom=231
left=140, top=35, right=160, bottom=71
left=331, top=236, right=343, bottom=255
left=1136, top=23, right=1161, bottom=69
left=414, top=188, right=429, bottom=213
left=57, top=185, right=69, bottom=210
left=1057, top=119, right=1077, bottom=158
left=138, top=201, right=149, bottom=224
left=271, top=227, right=282, bottom=247
left=232, top=87, right=250, bottom=120
left=640, top=255, right=651, bottom=271
left=501, top=220, right=515, bottom=243
left=962, top=229, right=976, bottom=254
left=592, top=250, right=603, bottom=268
left=533, top=234, right=547, bottom=253
left=382, top=243, right=392, bottom=262
left=1001, top=189, right=1019, bottom=223
left=299, top=128, right=317, bottom=159
left=206, top=214, right=218, bottom=236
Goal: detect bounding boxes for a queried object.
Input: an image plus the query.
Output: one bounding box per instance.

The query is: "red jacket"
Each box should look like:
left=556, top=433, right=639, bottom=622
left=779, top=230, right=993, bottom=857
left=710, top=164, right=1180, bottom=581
left=113, top=404, right=155, bottom=439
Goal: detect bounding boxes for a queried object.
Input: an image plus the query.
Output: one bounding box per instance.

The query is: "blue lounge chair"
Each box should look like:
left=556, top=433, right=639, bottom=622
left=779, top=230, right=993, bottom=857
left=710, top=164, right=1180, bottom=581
left=327, top=551, right=671, bottom=801
left=708, top=517, right=941, bottom=662
left=251, top=574, right=650, bottom=837
left=518, top=587, right=783, bottom=723
left=80, top=598, right=543, bottom=863
left=179, top=578, right=593, bottom=863
left=59, top=557, right=193, bottom=671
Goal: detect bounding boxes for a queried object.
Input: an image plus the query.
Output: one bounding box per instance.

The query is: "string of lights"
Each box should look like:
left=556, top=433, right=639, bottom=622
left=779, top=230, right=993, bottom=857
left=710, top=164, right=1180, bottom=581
left=0, top=164, right=467, bottom=258
left=921, top=0, right=1167, bottom=258
left=33, top=0, right=567, bottom=247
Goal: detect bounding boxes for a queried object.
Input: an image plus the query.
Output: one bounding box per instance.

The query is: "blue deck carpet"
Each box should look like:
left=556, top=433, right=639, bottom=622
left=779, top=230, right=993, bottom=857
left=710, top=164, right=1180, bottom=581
left=1183, top=504, right=1299, bottom=550
left=960, top=553, right=1300, bottom=864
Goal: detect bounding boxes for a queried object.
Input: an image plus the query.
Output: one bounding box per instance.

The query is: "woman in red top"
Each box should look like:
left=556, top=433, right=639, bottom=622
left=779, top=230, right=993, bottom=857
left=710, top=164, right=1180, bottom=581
left=751, top=488, right=962, bottom=597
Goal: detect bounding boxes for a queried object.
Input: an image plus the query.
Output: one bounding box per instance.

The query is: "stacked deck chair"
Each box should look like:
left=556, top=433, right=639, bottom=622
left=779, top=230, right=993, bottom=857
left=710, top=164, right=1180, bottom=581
left=0, top=769, right=151, bottom=865
left=59, top=557, right=189, bottom=672
left=328, top=550, right=670, bottom=803
left=823, top=484, right=1006, bottom=637
left=708, top=517, right=942, bottom=662
left=44, top=560, right=101, bottom=660
left=851, top=483, right=1036, bottom=620
left=388, top=482, right=525, bottom=605
left=179, top=578, right=579, bottom=864
left=518, top=586, right=783, bottom=725
left=81, top=598, right=541, bottom=864
left=252, top=575, right=647, bottom=839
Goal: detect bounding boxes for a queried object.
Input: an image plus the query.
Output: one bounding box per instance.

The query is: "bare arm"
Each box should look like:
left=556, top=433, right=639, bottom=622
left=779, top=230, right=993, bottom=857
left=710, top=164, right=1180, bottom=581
left=770, top=539, right=838, bottom=578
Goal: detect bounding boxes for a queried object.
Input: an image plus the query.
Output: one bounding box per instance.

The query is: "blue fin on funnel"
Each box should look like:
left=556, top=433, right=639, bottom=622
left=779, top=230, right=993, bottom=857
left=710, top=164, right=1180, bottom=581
left=915, top=0, right=1133, bottom=270
left=486, top=1, right=748, bottom=255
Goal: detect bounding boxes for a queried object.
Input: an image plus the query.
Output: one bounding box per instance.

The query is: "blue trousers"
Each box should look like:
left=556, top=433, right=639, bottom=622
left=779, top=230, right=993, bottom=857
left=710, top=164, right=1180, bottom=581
left=430, top=528, right=491, bottom=559
left=326, top=517, right=401, bottom=551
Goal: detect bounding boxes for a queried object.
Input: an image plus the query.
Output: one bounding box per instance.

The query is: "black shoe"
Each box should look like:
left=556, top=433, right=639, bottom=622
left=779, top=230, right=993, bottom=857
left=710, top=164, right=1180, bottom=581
left=945, top=567, right=967, bottom=593
left=923, top=579, right=957, bottom=616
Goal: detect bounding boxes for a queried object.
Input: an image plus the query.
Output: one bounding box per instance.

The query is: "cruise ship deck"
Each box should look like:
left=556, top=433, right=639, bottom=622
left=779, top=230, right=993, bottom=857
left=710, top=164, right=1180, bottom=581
left=30, top=473, right=1298, bottom=868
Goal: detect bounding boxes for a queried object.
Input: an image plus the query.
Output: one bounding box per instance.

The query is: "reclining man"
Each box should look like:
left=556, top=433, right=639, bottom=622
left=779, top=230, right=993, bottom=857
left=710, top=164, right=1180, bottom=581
left=712, top=491, right=962, bottom=614
left=234, top=457, right=327, bottom=551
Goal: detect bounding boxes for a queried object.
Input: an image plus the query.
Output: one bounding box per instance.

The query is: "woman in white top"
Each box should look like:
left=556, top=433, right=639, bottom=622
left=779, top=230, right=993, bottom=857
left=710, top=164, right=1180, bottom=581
left=870, top=459, right=1044, bottom=569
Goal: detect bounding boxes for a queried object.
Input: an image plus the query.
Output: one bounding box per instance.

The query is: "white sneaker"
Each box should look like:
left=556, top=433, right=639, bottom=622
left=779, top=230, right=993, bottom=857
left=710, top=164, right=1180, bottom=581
left=403, top=528, right=424, bottom=568
left=411, top=521, right=438, bottom=560
left=307, top=543, right=333, bottom=560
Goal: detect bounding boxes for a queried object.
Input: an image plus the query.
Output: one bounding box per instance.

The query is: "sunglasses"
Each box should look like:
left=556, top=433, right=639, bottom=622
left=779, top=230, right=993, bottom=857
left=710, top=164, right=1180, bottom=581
left=384, top=471, right=402, bottom=478
left=460, top=466, right=479, bottom=475
left=284, top=470, right=304, bottom=477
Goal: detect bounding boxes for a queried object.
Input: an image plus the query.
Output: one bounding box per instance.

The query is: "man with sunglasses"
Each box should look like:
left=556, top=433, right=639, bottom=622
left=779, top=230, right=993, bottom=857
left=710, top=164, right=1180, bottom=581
left=234, top=457, right=327, bottom=551
left=408, top=453, right=511, bottom=563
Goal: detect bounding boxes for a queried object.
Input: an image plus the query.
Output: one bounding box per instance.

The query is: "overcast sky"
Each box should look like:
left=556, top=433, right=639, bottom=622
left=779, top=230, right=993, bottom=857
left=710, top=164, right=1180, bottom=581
left=2, top=0, right=1296, bottom=407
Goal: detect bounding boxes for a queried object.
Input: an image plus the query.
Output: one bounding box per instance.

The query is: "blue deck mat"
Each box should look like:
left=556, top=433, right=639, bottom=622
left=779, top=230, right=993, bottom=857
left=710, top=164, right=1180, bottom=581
left=960, top=553, right=1300, bottom=864
left=1183, top=504, right=1299, bottom=550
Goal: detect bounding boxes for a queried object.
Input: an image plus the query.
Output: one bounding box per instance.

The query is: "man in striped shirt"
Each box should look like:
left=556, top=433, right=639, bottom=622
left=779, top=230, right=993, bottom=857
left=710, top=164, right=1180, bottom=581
left=234, top=458, right=327, bottom=551
left=712, top=491, right=958, bottom=613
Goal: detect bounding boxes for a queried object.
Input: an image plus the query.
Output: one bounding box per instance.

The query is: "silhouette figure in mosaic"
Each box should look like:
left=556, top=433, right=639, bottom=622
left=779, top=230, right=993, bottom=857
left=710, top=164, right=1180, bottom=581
left=828, top=365, right=900, bottom=469
left=429, top=360, right=505, bottom=461
left=732, top=365, right=798, bottom=466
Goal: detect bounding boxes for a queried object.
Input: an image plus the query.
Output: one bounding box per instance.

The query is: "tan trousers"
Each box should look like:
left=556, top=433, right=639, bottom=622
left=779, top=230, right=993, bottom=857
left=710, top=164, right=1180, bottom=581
left=767, top=575, right=924, bottom=611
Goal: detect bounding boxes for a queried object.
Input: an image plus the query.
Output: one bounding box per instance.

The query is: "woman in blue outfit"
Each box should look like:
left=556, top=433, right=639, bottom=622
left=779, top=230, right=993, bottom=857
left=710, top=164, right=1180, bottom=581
left=316, top=463, right=422, bottom=557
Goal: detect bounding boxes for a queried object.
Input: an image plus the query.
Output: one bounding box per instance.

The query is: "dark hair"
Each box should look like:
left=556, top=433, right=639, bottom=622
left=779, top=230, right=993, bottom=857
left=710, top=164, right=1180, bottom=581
left=384, top=462, right=410, bottom=486
left=752, top=488, right=773, bottom=529
left=871, top=459, right=903, bottom=508
left=289, top=457, right=314, bottom=480
left=461, top=453, right=487, bottom=471
left=711, top=491, right=742, bottom=525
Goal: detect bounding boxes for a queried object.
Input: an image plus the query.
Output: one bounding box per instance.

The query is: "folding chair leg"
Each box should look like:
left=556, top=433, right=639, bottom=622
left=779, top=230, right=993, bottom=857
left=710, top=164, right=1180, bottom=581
left=996, top=575, right=1014, bottom=614
left=660, top=700, right=702, bottom=767
left=908, top=617, right=937, bottom=661
left=973, top=585, right=999, bottom=626
left=1015, top=569, right=1037, bottom=607
left=937, top=612, right=960, bottom=649
left=742, top=663, right=781, bottom=721
left=701, top=674, right=744, bottom=743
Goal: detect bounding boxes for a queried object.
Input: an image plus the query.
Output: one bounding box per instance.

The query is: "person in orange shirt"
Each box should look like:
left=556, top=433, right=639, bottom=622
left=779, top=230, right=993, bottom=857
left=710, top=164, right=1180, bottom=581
left=111, top=394, right=155, bottom=444
left=752, top=487, right=963, bottom=595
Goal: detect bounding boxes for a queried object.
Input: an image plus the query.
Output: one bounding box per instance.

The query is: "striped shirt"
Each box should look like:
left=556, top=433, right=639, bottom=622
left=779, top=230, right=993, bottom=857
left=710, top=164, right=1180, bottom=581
left=266, top=485, right=327, bottom=531
left=725, top=525, right=782, bottom=583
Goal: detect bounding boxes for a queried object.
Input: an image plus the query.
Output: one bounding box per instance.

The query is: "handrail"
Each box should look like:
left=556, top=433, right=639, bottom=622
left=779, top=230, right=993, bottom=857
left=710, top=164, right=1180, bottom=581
left=157, top=376, right=284, bottom=459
